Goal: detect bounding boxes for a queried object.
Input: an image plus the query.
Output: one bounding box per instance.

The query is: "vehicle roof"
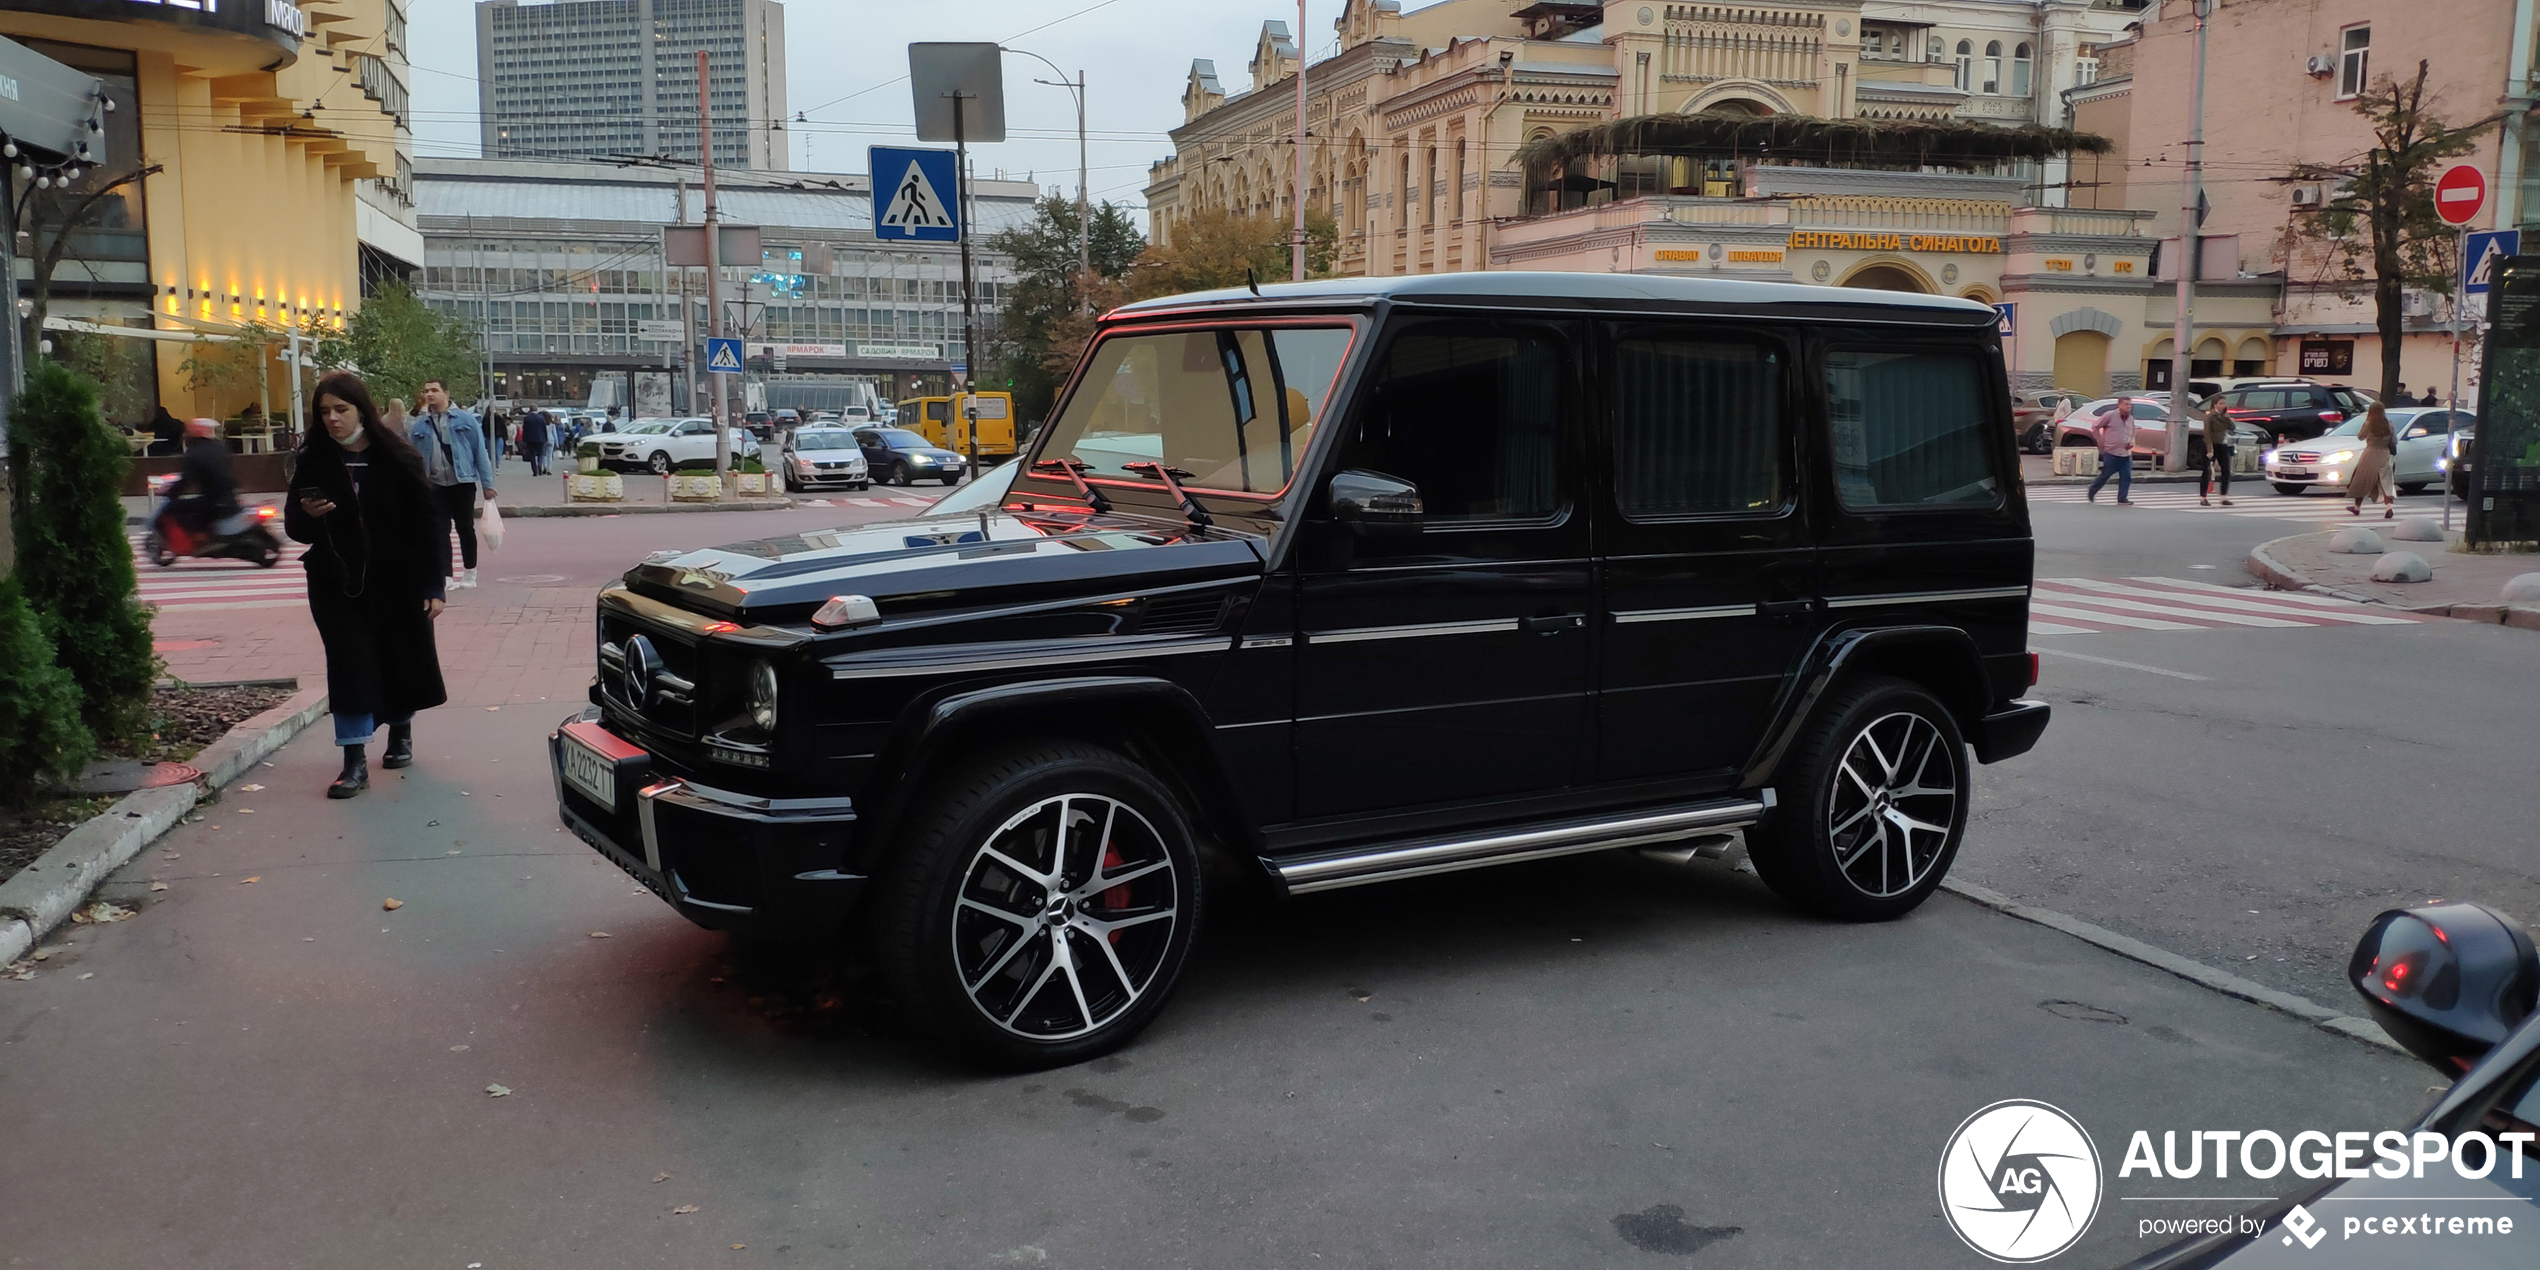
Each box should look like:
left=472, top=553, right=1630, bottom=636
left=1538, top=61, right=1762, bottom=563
left=1108, top=271, right=1999, bottom=323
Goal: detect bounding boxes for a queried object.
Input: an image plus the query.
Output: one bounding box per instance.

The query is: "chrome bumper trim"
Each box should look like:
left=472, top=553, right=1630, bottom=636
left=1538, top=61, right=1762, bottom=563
left=1276, top=798, right=1769, bottom=895
left=1612, top=604, right=1757, bottom=624
left=827, top=635, right=1233, bottom=680
left=1305, top=618, right=1521, bottom=645
left=1824, top=586, right=2029, bottom=610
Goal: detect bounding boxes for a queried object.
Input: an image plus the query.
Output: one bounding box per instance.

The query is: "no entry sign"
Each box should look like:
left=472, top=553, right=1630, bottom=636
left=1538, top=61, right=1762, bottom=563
left=2435, top=164, right=2487, bottom=226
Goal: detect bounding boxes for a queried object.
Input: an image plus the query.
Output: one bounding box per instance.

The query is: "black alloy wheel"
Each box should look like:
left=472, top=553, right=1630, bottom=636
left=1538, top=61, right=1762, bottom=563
left=1749, top=676, right=1969, bottom=922
left=873, top=741, right=1203, bottom=1069
left=890, top=462, right=911, bottom=486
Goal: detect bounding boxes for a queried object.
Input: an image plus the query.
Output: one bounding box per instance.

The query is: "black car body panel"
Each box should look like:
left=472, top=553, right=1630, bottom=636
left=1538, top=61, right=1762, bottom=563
left=2213, top=381, right=2369, bottom=444
left=552, top=273, right=2047, bottom=943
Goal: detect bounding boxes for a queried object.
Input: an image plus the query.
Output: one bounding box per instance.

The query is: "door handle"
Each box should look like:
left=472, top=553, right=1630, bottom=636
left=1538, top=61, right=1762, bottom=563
left=1520, top=614, right=1585, bottom=635
left=1759, top=599, right=1819, bottom=621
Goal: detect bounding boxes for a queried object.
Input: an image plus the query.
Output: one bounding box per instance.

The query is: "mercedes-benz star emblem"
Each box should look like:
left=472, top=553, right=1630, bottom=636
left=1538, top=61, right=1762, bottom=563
left=619, top=635, right=660, bottom=709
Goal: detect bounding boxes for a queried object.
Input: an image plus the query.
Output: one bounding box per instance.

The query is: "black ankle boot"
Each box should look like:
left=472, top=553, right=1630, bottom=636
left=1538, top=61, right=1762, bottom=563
left=328, top=745, right=368, bottom=799
left=382, top=724, right=414, bottom=769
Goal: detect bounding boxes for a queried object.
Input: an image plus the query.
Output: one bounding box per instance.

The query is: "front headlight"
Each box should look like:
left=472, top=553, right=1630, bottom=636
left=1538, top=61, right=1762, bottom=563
left=748, top=659, right=778, bottom=733
left=907, top=453, right=934, bottom=465
left=2324, top=451, right=2351, bottom=464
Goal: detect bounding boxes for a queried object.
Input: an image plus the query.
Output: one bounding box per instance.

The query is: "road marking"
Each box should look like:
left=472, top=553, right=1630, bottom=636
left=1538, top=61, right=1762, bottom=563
left=2033, top=648, right=2211, bottom=681
left=2125, top=575, right=2371, bottom=609
left=2026, top=577, right=2431, bottom=637
left=2027, top=619, right=2098, bottom=636
left=2032, top=601, right=2200, bottom=630
left=2039, top=589, right=2307, bottom=628
left=2046, top=577, right=2416, bottom=624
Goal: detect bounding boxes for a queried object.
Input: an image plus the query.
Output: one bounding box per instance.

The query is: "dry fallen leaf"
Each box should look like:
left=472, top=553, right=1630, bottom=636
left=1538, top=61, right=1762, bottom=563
left=450, top=1044, right=470, bottom=1052
left=31, top=949, right=55, bottom=962
left=237, top=808, right=255, bottom=815
left=730, top=1244, right=747, bottom=1251
left=239, top=877, right=259, bottom=885
left=149, top=881, right=168, bottom=892
left=589, top=931, right=611, bottom=939
left=382, top=898, right=404, bottom=911
left=240, top=783, right=265, bottom=792
left=163, top=852, right=179, bottom=859
left=652, top=1172, right=670, bottom=1184
left=78, top=972, right=94, bottom=980
left=670, top=1204, right=699, bottom=1216
left=485, top=1084, right=511, bottom=1097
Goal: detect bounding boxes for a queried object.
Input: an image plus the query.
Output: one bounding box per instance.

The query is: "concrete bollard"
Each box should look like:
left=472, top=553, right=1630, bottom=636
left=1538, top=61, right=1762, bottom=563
left=2327, top=527, right=2385, bottom=554
left=2502, top=573, right=2540, bottom=606
left=2385, top=517, right=2445, bottom=542
left=2369, top=552, right=2432, bottom=583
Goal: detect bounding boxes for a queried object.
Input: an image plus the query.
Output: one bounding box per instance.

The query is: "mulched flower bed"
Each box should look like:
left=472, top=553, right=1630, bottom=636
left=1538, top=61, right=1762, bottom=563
left=0, top=682, right=294, bottom=890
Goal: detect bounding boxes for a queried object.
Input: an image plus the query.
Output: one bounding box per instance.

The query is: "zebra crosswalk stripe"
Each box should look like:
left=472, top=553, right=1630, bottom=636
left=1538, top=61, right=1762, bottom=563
left=2025, top=576, right=2429, bottom=636
left=2031, top=601, right=2200, bottom=630
left=2047, top=577, right=2417, bottom=624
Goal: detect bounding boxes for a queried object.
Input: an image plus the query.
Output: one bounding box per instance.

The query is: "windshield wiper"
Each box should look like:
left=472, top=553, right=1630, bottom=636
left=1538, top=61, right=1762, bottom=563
left=1121, top=461, right=1213, bottom=533
left=1029, top=458, right=1112, bottom=514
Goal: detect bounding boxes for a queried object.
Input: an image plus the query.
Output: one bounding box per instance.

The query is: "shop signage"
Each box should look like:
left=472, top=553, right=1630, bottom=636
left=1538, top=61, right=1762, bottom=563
left=1653, top=249, right=1702, bottom=262
left=2298, top=339, right=2355, bottom=375
left=7, top=0, right=304, bottom=52
left=1787, top=231, right=2004, bottom=254
left=1727, top=249, right=1783, bottom=263
left=748, top=342, right=846, bottom=359
left=856, top=343, right=942, bottom=360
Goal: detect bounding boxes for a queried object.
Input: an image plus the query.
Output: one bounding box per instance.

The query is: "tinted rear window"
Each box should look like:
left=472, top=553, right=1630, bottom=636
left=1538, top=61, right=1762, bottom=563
left=2223, top=389, right=2295, bottom=410
left=1825, top=349, right=1999, bottom=509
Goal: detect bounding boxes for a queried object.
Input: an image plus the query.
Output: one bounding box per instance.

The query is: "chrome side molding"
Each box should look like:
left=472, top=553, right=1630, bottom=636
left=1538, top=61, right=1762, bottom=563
left=1274, top=797, right=1769, bottom=895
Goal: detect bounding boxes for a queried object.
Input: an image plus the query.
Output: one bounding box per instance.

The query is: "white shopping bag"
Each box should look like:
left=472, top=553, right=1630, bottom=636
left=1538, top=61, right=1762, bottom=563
left=480, top=496, right=505, bottom=551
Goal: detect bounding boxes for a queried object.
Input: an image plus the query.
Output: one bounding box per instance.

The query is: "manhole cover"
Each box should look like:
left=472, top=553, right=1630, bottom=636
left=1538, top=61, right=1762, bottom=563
left=69, top=760, right=201, bottom=794
left=495, top=574, right=568, bottom=585
left=154, top=639, right=218, bottom=652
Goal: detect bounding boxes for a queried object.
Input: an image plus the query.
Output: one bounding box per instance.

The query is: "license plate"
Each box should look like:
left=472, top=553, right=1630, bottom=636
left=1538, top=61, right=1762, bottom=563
left=2279, top=469, right=2312, bottom=478
left=561, top=728, right=624, bottom=806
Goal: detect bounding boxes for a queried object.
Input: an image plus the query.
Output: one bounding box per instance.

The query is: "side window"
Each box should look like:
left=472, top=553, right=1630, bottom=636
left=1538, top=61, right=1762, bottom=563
left=1341, top=323, right=1567, bottom=523
left=1825, top=348, right=2000, bottom=510
left=1611, top=333, right=1782, bottom=517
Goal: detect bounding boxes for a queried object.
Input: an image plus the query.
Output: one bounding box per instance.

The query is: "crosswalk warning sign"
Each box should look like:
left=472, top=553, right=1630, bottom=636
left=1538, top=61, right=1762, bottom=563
left=871, top=146, right=961, bottom=242
left=705, top=337, right=743, bottom=374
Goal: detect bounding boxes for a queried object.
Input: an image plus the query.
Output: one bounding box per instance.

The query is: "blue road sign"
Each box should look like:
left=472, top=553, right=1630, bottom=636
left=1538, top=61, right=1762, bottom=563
left=872, top=146, right=961, bottom=243
left=1992, top=302, right=2016, bottom=336
left=704, top=337, right=743, bottom=375
left=2465, top=229, right=2520, bottom=295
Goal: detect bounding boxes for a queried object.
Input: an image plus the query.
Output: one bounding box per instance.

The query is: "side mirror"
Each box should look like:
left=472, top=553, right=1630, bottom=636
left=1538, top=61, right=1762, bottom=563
left=2350, top=903, right=2538, bottom=1074
left=1328, top=469, right=1424, bottom=537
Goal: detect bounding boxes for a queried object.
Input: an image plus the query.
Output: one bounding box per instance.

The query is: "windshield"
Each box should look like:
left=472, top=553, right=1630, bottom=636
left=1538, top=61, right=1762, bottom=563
left=922, top=459, right=1020, bottom=517
left=2323, top=418, right=2368, bottom=437
left=867, top=428, right=930, bottom=448
left=1039, top=325, right=1354, bottom=494
left=623, top=420, right=673, bottom=435
left=794, top=431, right=854, bottom=450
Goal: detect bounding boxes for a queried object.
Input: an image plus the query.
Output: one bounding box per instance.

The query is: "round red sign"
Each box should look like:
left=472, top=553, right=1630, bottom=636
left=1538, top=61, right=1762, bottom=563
left=2435, top=164, right=2487, bottom=226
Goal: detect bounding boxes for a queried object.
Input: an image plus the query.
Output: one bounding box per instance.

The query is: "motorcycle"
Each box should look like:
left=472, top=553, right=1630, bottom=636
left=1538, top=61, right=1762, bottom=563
left=144, top=474, right=284, bottom=568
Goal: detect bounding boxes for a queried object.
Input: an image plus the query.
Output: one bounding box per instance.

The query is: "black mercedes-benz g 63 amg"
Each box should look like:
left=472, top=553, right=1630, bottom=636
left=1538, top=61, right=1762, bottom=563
left=551, top=273, right=2049, bottom=1067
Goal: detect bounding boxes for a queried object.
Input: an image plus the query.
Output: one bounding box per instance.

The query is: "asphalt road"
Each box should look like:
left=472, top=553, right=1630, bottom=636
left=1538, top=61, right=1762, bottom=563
left=0, top=479, right=2497, bottom=1269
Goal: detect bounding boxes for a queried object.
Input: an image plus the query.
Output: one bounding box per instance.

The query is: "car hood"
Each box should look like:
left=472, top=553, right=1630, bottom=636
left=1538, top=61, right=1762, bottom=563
left=619, top=509, right=1265, bottom=621
left=2273, top=435, right=2366, bottom=455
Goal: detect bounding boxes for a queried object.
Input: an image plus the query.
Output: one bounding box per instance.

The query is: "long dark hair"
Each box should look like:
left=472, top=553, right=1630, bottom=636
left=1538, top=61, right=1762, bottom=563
left=303, top=371, right=427, bottom=479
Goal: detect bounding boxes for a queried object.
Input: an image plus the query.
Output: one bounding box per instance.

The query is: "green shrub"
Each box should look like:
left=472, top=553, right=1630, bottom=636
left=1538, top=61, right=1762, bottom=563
left=0, top=575, right=95, bottom=804
left=7, top=361, right=159, bottom=746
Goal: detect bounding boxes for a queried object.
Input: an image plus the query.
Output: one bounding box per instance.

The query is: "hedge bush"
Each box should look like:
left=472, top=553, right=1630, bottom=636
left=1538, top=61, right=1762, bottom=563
left=8, top=361, right=159, bottom=746
left=0, top=575, right=94, bottom=804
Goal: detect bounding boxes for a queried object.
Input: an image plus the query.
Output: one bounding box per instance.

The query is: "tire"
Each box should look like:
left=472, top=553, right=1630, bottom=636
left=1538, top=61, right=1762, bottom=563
left=2057, top=433, right=2091, bottom=447
left=648, top=451, right=673, bottom=476
left=2271, top=482, right=2307, bottom=496
left=1748, top=676, right=1970, bottom=922
left=872, top=740, right=1203, bottom=1069
left=2398, top=482, right=2427, bottom=496
left=782, top=467, right=800, bottom=493
left=941, top=474, right=962, bottom=485
left=890, top=462, right=910, bottom=486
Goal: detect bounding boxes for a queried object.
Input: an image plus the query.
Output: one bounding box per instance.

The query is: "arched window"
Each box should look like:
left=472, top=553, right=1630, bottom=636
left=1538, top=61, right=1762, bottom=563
left=2013, top=42, right=2033, bottom=96
left=1928, top=37, right=1944, bottom=64
left=1955, top=40, right=1973, bottom=91
left=1983, top=41, right=2002, bottom=95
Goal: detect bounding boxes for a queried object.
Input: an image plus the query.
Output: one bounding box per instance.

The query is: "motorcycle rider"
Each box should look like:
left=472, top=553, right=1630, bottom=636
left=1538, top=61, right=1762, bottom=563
left=172, top=417, right=250, bottom=537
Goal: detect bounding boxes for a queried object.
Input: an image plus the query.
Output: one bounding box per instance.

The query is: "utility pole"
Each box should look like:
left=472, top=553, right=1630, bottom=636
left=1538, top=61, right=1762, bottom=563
left=1294, top=0, right=1309, bottom=281
left=2165, top=0, right=2210, bottom=473
left=699, top=49, right=730, bottom=492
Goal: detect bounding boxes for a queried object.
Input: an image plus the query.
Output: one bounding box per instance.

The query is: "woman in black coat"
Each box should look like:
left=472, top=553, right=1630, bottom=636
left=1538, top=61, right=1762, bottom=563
left=285, top=372, right=450, bottom=798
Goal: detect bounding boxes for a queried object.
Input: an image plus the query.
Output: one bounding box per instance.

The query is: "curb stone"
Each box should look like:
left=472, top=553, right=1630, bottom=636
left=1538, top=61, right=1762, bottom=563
left=0, top=683, right=326, bottom=967
left=1940, top=879, right=2405, bottom=1056
left=2247, top=537, right=2384, bottom=606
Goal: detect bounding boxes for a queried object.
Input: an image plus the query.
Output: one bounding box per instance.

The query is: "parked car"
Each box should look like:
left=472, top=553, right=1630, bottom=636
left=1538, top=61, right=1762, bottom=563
left=2125, top=900, right=2540, bottom=1269
left=2061, top=396, right=2277, bottom=465
left=2210, top=380, right=2370, bottom=445
left=777, top=428, right=872, bottom=492
left=547, top=272, right=2049, bottom=1067
left=594, top=417, right=759, bottom=475
left=2261, top=407, right=2471, bottom=496
left=2012, top=388, right=2092, bottom=453
left=742, top=410, right=774, bottom=440
left=854, top=426, right=967, bottom=486
left=2445, top=424, right=2479, bottom=497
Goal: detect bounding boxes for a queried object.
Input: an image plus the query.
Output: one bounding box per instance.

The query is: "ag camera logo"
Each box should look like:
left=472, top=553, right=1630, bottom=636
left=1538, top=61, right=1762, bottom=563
left=1940, top=1100, right=2104, bottom=1262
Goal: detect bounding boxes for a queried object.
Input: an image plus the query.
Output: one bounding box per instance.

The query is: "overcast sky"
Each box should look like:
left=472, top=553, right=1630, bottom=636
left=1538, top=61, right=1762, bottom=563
left=406, top=0, right=1328, bottom=211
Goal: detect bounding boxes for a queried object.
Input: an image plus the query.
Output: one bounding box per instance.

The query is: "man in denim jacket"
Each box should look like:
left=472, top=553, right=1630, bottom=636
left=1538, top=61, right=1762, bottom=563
left=413, top=378, right=497, bottom=589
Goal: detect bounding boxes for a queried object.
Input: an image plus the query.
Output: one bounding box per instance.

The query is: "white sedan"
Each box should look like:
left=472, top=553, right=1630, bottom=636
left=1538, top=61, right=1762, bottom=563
left=2261, top=408, right=2470, bottom=495
left=595, top=418, right=760, bottom=475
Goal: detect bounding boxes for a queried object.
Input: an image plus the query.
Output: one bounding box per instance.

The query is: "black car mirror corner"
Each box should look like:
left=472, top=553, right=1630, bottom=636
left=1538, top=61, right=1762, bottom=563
left=2349, top=902, right=2539, bottom=1074
left=1328, top=469, right=1425, bottom=537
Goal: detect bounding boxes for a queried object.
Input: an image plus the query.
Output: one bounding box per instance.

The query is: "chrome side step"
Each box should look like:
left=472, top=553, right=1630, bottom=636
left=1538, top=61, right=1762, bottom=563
left=1274, top=797, right=1770, bottom=895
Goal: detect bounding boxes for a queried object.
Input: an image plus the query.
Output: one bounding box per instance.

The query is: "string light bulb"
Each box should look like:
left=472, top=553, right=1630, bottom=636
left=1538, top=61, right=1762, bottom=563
left=2, top=143, right=16, bottom=159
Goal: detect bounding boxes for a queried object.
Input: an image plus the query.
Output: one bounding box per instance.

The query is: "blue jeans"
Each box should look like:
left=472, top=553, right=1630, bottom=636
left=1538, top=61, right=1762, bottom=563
left=2088, top=453, right=2134, bottom=502
left=333, top=711, right=413, bottom=746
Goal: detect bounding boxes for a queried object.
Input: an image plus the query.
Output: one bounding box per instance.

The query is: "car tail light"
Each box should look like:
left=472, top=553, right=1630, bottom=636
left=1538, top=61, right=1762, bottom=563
left=2025, top=653, right=2039, bottom=690
left=2319, top=411, right=2344, bottom=424
left=255, top=505, right=278, bottom=519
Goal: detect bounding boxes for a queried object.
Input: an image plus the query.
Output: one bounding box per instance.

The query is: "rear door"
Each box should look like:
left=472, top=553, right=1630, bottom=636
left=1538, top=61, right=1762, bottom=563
left=1592, top=319, right=1819, bottom=788
left=1291, top=315, right=1594, bottom=822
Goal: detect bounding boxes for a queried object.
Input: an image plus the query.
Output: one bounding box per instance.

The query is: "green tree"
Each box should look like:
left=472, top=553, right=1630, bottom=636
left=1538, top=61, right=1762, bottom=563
left=2287, top=59, right=2500, bottom=400
left=13, top=163, right=163, bottom=368
left=0, top=575, right=94, bottom=804
left=983, top=195, right=1145, bottom=423
left=176, top=319, right=282, bottom=420
left=1128, top=206, right=1338, bottom=302
left=6, top=362, right=159, bottom=746
left=50, top=323, right=159, bottom=427
left=316, top=281, right=483, bottom=407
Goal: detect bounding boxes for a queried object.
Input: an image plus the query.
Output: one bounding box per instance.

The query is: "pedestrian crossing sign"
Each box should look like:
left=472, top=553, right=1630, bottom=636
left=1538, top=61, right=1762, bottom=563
left=2464, top=229, right=2519, bottom=295
left=705, top=337, right=743, bottom=374
left=872, top=146, right=961, bottom=243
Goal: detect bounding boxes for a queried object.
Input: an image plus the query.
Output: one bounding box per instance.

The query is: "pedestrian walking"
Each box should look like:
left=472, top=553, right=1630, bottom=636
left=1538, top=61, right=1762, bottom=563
left=2196, top=402, right=2235, bottom=507
left=520, top=407, right=550, bottom=477
left=2086, top=398, right=2137, bottom=505
left=284, top=372, right=448, bottom=799
left=411, top=378, right=496, bottom=590
left=2346, top=402, right=2400, bottom=519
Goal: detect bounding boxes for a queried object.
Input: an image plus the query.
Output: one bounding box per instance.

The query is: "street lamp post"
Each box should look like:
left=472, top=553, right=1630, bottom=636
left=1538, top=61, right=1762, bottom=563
left=2165, top=0, right=2211, bottom=474
left=1005, top=47, right=1090, bottom=300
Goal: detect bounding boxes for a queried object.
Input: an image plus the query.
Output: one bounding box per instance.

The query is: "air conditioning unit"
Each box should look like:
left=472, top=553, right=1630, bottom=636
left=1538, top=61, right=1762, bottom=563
left=2402, top=288, right=2432, bottom=317
left=2290, top=184, right=2322, bottom=207
left=2306, top=54, right=2336, bottom=76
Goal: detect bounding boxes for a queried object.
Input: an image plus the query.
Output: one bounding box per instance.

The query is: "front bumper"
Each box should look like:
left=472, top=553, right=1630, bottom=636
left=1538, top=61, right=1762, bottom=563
left=1971, top=699, right=2051, bottom=764
left=549, top=712, right=866, bottom=941
left=2263, top=460, right=2350, bottom=489
left=792, top=465, right=868, bottom=487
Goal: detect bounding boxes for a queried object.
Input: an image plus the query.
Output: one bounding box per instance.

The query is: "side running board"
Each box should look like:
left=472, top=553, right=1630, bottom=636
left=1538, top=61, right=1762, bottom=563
left=1272, top=797, right=1770, bottom=896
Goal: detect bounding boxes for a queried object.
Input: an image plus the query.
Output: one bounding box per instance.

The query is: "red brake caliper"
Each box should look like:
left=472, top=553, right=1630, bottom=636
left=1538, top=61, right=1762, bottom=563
left=1098, top=843, right=1129, bottom=942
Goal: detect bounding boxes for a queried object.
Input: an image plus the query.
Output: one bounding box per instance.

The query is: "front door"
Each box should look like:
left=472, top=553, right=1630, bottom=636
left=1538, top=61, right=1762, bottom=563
left=1291, top=317, right=1593, bottom=823
left=1591, top=321, right=1820, bottom=787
